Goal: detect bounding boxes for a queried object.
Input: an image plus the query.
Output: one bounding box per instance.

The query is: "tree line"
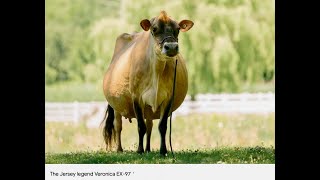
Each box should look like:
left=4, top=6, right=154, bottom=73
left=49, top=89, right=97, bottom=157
left=45, top=0, right=274, bottom=96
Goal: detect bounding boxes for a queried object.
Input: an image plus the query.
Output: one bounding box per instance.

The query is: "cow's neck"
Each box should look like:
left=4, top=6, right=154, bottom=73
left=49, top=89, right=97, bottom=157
left=147, top=33, right=175, bottom=112
left=148, top=33, right=175, bottom=76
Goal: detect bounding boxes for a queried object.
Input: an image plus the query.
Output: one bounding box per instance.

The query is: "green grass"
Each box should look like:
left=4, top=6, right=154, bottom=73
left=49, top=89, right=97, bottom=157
left=45, top=82, right=105, bottom=102
left=46, top=113, right=274, bottom=153
left=46, top=113, right=274, bottom=163
left=240, top=82, right=275, bottom=93
left=45, top=82, right=274, bottom=102
left=45, top=147, right=274, bottom=164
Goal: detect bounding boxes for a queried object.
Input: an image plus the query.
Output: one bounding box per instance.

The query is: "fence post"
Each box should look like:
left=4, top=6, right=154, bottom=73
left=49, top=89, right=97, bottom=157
left=73, top=101, right=79, bottom=123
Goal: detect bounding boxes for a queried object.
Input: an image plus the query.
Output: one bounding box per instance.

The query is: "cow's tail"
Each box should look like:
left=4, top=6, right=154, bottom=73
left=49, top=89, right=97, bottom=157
left=102, top=104, right=115, bottom=150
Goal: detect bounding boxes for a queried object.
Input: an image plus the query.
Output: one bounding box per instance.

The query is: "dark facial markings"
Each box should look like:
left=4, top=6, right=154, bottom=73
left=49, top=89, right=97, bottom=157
left=151, top=19, right=180, bottom=46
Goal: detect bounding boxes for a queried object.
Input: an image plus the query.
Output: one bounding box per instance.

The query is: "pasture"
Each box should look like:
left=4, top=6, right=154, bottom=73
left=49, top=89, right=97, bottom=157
left=45, top=113, right=274, bottom=164
left=45, top=82, right=275, bottom=102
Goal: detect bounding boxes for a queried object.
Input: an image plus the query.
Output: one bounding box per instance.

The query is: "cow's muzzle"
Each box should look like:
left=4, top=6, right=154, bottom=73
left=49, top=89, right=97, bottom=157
left=162, top=42, right=179, bottom=57
left=159, top=36, right=179, bottom=57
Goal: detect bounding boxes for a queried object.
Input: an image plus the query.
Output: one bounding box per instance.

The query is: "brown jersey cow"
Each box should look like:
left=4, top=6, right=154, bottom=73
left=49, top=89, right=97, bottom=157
left=102, top=11, right=193, bottom=155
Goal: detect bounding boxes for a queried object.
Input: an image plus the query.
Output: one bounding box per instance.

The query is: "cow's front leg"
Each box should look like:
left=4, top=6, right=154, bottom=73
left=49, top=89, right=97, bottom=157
left=158, top=102, right=172, bottom=156
left=133, top=101, right=146, bottom=154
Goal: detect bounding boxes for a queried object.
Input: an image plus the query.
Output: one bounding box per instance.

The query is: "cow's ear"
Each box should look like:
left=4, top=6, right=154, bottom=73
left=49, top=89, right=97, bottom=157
left=179, top=20, right=194, bottom=32
left=140, top=19, right=151, bottom=31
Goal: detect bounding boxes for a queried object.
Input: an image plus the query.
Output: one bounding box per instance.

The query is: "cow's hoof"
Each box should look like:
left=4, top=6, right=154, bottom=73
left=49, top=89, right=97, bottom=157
left=160, top=147, right=167, bottom=156
left=145, top=145, right=151, bottom=152
left=137, top=147, right=144, bottom=154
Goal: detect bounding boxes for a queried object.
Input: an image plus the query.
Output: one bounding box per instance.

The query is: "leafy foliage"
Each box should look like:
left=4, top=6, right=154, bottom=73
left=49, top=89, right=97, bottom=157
left=45, top=0, right=274, bottom=95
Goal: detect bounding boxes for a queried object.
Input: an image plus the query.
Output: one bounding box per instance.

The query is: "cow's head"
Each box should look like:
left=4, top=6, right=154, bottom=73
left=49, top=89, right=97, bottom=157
left=140, top=11, right=194, bottom=58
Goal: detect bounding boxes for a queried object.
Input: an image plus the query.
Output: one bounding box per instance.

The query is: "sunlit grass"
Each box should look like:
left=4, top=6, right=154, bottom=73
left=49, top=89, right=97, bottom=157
left=45, top=113, right=274, bottom=163
left=45, top=82, right=105, bottom=102
left=45, top=82, right=274, bottom=102
left=46, top=147, right=274, bottom=164
left=45, top=113, right=274, bottom=153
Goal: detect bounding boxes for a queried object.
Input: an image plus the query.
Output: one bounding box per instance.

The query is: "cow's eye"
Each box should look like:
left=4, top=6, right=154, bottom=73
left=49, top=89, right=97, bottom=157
left=152, top=27, right=157, bottom=33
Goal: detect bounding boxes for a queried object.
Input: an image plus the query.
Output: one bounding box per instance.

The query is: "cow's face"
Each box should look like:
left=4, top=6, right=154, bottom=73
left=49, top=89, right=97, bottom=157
left=140, top=11, right=194, bottom=58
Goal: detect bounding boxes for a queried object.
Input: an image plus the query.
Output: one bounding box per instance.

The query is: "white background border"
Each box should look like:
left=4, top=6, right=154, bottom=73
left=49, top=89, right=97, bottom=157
left=46, top=164, right=275, bottom=180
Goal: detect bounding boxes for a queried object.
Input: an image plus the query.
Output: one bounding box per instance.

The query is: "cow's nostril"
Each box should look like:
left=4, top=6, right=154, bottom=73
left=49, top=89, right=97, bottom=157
left=164, top=45, right=169, bottom=50
left=175, top=46, right=179, bottom=51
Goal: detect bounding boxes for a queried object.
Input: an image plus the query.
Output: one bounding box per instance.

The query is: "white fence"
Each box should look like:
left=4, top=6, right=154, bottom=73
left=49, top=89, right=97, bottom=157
left=45, top=93, right=274, bottom=127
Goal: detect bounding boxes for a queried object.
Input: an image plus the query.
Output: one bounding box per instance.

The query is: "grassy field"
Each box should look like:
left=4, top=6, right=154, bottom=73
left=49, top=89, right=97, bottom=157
left=46, top=147, right=274, bottom=164
left=45, top=113, right=274, bottom=164
left=45, top=82, right=105, bottom=102
left=45, top=82, right=274, bottom=102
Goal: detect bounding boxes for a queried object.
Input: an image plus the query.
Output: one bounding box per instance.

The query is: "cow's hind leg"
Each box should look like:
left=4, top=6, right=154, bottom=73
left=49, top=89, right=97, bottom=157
left=145, top=119, right=153, bottom=152
left=114, top=111, right=123, bottom=152
left=133, top=101, right=146, bottom=154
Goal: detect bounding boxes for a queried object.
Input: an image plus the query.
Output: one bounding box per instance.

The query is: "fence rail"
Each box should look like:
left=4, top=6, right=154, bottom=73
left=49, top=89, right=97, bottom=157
left=45, top=93, right=274, bottom=127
